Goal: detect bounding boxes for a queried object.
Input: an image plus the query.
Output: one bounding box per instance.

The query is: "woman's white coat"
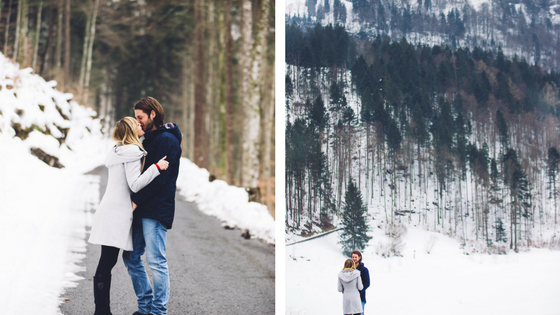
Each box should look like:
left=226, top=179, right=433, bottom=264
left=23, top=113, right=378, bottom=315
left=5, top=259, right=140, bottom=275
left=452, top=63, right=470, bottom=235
left=338, top=269, right=364, bottom=314
left=88, top=144, right=160, bottom=251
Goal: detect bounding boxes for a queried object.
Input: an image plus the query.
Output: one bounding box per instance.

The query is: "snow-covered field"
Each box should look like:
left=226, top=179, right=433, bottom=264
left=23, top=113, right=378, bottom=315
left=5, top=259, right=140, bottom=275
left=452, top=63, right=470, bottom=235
left=0, top=52, right=274, bottom=314
left=286, top=222, right=560, bottom=315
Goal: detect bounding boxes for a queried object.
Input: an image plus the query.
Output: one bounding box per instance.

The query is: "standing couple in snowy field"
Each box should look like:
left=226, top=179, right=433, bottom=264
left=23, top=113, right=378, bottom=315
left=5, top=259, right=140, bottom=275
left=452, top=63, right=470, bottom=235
left=88, top=96, right=182, bottom=315
left=338, top=250, right=371, bottom=315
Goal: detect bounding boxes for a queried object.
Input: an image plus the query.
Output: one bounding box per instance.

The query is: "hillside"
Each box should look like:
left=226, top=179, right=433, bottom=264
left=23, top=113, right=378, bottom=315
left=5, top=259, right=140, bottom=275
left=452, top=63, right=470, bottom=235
left=286, top=0, right=560, bottom=72
left=285, top=22, right=560, bottom=255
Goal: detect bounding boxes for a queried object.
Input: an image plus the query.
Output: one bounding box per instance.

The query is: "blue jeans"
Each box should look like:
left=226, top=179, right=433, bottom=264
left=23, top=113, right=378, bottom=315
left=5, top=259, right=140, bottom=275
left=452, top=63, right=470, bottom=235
left=123, top=218, right=169, bottom=315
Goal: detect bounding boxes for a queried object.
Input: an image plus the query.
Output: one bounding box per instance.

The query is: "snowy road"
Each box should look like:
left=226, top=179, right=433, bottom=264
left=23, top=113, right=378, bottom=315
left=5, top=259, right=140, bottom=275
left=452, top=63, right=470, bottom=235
left=59, top=166, right=275, bottom=314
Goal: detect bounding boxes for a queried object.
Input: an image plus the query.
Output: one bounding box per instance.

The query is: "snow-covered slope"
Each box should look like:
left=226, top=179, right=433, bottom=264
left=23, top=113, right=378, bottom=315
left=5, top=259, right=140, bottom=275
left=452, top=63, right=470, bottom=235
left=286, top=221, right=560, bottom=315
left=287, top=0, right=560, bottom=26
left=0, top=52, right=111, bottom=314
left=286, top=64, right=560, bottom=249
left=286, top=0, right=560, bottom=71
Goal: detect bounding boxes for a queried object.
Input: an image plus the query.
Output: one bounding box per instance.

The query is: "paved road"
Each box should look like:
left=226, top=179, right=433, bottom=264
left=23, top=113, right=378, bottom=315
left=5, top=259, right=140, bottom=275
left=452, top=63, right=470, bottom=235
left=59, top=166, right=275, bottom=315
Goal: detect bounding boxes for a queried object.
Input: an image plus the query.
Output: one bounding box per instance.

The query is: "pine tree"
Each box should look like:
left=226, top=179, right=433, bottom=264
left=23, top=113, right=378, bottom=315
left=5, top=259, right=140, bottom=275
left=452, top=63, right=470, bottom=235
left=548, top=147, right=560, bottom=224
left=495, top=218, right=507, bottom=243
left=503, top=148, right=531, bottom=252
left=330, top=81, right=345, bottom=110
left=339, top=180, right=372, bottom=255
left=496, top=109, right=509, bottom=149
left=319, top=154, right=336, bottom=228
left=310, top=94, right=328, bottom=129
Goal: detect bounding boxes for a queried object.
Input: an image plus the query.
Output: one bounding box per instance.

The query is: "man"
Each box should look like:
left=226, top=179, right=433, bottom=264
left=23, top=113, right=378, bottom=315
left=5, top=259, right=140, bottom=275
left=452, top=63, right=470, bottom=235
left=123, top=96, right=182, bottom=315
left=352, top=250, right=370, bottom=315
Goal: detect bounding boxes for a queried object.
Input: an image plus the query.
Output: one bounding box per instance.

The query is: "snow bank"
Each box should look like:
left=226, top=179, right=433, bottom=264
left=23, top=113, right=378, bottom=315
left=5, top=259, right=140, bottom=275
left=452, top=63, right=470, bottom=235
left=0, top=135, right=100, bottom=315
left=0, top=52, right=109, bottom=172
left=0, top=52, right=109, bottom=314
left=176, top=158, right=275, bottom=244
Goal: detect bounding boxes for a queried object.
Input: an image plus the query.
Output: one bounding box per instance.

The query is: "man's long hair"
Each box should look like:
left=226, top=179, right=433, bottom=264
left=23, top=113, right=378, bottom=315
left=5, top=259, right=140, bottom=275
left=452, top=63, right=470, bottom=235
left=134, top=96, right=165, bottom=127
left=351, top=250, right=363, bottom=264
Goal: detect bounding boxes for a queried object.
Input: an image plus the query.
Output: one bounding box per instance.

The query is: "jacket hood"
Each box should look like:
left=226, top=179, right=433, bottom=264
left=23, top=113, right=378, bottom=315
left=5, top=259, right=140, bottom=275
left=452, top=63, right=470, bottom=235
left=105, top=144, right=147, bottom=167
left=338, top=269, right=361, bottom=282
left=144, top=123, right=182, bottom=144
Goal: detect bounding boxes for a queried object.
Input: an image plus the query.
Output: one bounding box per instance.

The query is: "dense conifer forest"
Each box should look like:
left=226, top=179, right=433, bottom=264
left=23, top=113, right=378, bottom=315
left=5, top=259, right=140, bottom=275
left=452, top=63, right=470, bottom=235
left=286, top=22, right=560, bottom=252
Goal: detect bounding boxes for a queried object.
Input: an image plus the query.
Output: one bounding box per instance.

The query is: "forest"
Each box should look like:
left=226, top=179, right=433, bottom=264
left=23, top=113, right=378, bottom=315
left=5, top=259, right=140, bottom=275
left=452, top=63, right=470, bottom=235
left=288, top=0, right=560, bottom=73
left=0, top=0, right=275, bottom=215
left=285, top=22, right=560, bottom=252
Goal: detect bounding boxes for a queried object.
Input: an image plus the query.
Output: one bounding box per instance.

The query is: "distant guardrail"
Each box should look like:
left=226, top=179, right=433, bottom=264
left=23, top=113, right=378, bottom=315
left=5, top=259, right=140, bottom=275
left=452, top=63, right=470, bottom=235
left=285, top=228, right=342, bottom=246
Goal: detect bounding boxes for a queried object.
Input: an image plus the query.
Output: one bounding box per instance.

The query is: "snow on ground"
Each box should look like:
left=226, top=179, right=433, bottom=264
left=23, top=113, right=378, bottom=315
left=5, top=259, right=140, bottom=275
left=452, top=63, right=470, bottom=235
left=467, top=0, right=491, bottom=11
left=0, top=52, right=274, bottom=315
left=0, top=135, right=102, bottom=315
left=286, top=222, right=560, bottom=315
left=176, top=159, right=275, bottom=244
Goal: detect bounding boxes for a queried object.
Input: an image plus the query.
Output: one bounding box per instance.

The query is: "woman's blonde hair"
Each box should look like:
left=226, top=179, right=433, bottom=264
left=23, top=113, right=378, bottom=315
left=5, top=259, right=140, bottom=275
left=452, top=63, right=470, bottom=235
left=112, top=117, right=143, bottom=148
left=342, top=259, right=355, bottom=270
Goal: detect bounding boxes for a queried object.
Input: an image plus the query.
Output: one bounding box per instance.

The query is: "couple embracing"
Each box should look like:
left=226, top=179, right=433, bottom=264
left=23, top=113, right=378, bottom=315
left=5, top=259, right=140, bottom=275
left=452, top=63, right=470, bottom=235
left=88, top=97, right=182, bottom=315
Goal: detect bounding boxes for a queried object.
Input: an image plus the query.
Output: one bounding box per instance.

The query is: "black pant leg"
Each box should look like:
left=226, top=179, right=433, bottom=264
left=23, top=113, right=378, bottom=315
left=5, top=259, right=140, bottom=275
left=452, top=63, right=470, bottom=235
left=95, top=245, right=120, bottom=277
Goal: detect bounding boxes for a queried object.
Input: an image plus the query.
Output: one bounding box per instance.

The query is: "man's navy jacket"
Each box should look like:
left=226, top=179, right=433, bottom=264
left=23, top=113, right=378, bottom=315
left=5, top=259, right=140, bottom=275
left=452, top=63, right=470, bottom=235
left=131, top=123, right=182, bottom=229
left=356, top=262, right=370, bottom=303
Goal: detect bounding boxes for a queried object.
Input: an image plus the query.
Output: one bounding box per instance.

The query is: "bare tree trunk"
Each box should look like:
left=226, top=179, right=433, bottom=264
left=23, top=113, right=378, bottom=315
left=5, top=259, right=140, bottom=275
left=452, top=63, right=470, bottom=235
left=514, top=194, right=518, bottom=252
left=55, top=0, right=62, bottom=69
left=242, top=0, right=270, bottom=188
left=13, top=0, right=22, bottom=61
left=182, top=51, right=195, bottom=161
left=287, top=170, right=292, bottom=227
left=224, top=0, right=235, bottom=185
left=78, top=0, right=92, bottom=101
left=20, top=0, right=30, bottom=67
left=3, top=0, right=13, bottom=56
left=32, top=1, right=43, bottom=72
left=510, top=194, right=514, bottom=250
left=63, top=0, right=70, bottom=89
left=194, top=0, right=208, bottom=168
left=82, top=0, right=99, bottom=105
left=238, top=0, right=252, bottom=186
left=457, top=172, right=462, bottom=235
left=554, top=171, right=558, bottom=225
left=0, top=5, right=2, bottom=52
left=207, top=1, right=219, bottom=175
left=98, top=68, right=112, bottom=122
left=41, top=2, right=55, bottom=77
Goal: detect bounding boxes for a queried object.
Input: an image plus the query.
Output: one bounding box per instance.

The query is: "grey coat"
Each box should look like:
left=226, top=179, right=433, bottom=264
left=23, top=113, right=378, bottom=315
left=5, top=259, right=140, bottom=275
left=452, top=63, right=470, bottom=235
left=338, top=269, right=364, bottom=314
left=88, top=144, right=160, bottom=250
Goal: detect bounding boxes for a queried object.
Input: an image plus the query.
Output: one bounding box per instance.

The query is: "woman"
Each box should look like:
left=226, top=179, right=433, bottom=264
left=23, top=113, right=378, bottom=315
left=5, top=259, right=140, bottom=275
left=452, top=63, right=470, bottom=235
left=352, top=250, right=370, bottom=315
left=338, top=259, right=363, bottom=315
left=88, top=117, right=169, bottom=315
